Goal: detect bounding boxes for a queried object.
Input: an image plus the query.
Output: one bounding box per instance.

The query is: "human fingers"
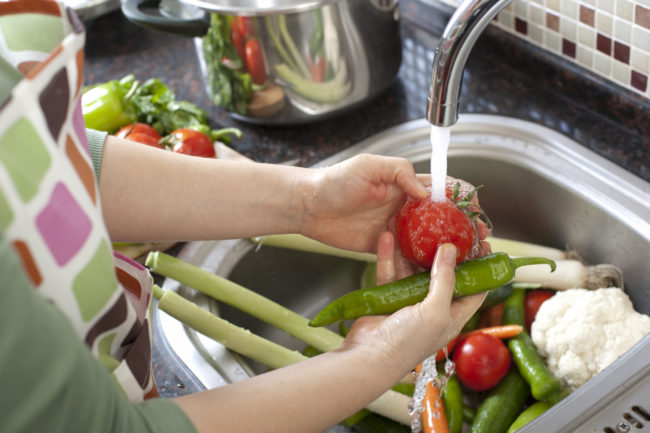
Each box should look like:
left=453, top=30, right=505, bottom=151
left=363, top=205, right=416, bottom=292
left=377, top=156, right=428, bottom=199
left=424, top=243, right=457, bottom=308
left=376, top=232, right=396, bottom=285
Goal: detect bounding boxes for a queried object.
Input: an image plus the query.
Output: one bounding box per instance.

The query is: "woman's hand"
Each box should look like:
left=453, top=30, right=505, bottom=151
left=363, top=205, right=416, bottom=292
left=298, top=154, right=428, bottom=253
left=339, top=234, right=486, bottom=376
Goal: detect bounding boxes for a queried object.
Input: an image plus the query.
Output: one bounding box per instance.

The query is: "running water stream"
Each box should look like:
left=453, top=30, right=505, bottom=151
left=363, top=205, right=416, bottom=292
left=409, top=124, right=454, bottom=432
left=429, top=125, right=451, bottom=202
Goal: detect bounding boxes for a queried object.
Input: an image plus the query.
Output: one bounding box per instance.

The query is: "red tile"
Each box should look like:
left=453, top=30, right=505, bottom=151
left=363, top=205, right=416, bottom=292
left=596, top=33, right=612, bottom=55
left=580, top=5, right=595, bottom=27
left=631, top=70, right=648, bottom=92
left=515, top=17, right=528, bottom=35
left=546, top=12, right=560, bottom=31
left=614, top=41, right=630, bottom=64
left=562, top=39, right=576, bottom=58
left=636, top=5, right=650, bottom=30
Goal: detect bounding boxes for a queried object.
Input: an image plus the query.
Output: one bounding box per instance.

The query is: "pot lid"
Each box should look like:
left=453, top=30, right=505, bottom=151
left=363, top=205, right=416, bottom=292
left=177, top=0, right=339, bottom=15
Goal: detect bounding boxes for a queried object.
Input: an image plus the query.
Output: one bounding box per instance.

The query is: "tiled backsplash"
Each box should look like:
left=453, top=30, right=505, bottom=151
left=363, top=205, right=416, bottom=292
left=435, top=0, right=650, bottom=100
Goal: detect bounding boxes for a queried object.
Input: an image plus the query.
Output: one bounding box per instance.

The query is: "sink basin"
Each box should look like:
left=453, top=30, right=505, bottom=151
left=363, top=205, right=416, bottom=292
left=157, top=114, right=650, bottom=432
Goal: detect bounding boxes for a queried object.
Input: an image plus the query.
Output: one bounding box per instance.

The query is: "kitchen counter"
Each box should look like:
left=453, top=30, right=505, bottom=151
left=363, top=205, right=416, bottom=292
left=82, top=0, right=649, bottom=397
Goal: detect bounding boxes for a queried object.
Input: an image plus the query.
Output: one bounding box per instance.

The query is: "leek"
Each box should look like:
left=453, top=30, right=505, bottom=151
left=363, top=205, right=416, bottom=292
left=153, top=285, right=411, bottom=425
left=274, top=61, right=350, bottom=103
left=513, top=259, right=623, bottom=290
left=147, top=251, right=344, bottom=353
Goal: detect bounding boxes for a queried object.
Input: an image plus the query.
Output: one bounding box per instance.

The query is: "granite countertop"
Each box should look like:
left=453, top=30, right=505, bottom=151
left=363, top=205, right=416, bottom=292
left=82, top=0, right=649, bottom=397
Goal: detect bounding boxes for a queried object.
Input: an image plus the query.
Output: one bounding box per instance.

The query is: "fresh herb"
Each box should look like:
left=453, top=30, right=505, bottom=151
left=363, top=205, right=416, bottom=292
left=202, top=14, right=253, bottom=115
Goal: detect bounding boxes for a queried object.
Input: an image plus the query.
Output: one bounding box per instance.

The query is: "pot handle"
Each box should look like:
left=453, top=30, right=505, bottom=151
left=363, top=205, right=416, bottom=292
left=121, top=0, right=209, bottom=38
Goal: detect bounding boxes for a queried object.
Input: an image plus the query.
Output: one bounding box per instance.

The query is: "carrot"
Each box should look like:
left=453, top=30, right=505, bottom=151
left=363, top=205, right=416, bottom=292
left=415, top=363, right=450, bottom=433
left=460, top=324, right=524, bottom=340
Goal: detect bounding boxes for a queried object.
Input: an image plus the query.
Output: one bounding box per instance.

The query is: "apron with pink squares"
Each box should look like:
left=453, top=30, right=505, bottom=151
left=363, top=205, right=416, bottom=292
left=0, top=0, right=158, bottom=401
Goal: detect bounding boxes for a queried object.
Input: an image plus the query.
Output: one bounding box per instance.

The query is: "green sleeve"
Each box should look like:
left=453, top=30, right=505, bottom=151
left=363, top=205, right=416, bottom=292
left=0, top=233, right=198, bottom=433
left=86, top=128, right=108, bottom=182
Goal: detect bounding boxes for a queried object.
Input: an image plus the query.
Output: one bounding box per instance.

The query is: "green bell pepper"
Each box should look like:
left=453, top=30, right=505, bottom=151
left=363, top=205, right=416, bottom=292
left=82, top=79, right=137, bottom=133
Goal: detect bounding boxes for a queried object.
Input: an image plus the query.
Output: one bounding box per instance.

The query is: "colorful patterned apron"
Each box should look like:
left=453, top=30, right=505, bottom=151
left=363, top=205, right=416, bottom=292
left=0, top=0, right=157, bottom=401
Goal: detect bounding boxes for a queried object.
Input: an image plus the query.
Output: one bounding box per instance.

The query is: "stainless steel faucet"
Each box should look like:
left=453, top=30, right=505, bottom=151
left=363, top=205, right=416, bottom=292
left=426, top=0, right=513, bottom=127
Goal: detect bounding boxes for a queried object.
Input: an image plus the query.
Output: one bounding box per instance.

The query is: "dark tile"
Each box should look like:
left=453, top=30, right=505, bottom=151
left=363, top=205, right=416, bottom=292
left=597, top=33, right=612, bottom=55
left=614, top=41, right=630, bottom=64
left=631, top=70, right=648, bottom=92
left=515, top=17, right=528, bottom=35
left=563, top=38, right=577, bottom=58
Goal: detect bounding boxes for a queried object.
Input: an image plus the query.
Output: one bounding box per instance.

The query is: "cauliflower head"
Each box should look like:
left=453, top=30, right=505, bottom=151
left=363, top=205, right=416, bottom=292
left=531, top=287, right=650, bottom=390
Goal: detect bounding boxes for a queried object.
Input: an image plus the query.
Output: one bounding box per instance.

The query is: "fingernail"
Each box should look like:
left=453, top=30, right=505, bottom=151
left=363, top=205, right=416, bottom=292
left=417, top=183, right=429, bottom=198
left=439, top=243, right=457, bottom=265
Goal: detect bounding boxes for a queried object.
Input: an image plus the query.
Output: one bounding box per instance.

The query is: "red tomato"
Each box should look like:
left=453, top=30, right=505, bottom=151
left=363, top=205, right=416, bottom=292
left=396, top=186, right=479, bottom=267
left=525, top=289, right=555, bottom=332
left=167, top=128, right=215, bottom=158
left=245, top=37, right=266, bottom=85
left=115, top=122, right=162, bottom=141
left=125, top=132, right=164, bottom=149
left=230, top=21, right=246, bottom=69
left=237, top=16, right=255, bottom=39
left=452, top=333, right=511, bottom=391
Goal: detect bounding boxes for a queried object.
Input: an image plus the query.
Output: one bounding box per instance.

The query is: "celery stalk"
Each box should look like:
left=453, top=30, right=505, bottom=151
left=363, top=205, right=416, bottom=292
left=155, top=287, right=302, bottom=369
left=251, top=234, right=376, bottom=262
left=146, top=251, right=344, bottom=353
left=153, top=285, right=412, bottom=425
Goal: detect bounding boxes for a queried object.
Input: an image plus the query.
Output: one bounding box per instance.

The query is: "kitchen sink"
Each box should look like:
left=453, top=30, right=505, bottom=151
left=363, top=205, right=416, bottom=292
left=156, top=114, right=650, bottom=432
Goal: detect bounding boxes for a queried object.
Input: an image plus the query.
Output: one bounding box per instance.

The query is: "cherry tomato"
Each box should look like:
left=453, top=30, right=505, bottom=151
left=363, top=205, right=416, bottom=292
left=237, top=16, right=255, bottom=39
left=230, top=21, right=246, bottom=69
left=125, top=132, right=164, bottom=149
left=167, top=128, right=215, bottom=158
left=396, top=185, right=478, bottom=267
left=115, top=122, right=162, bottom=141
left=525, top=289, right=555, bottom=332
left=452, top=333, right=511, bottom=391
left=245, top=37, right=266, bottom=85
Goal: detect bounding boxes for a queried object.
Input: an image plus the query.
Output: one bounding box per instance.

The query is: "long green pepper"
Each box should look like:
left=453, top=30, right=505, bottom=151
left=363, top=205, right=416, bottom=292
left=503, top=289, right=569, bottom=405
left=308, top=253, right=556, bottom=327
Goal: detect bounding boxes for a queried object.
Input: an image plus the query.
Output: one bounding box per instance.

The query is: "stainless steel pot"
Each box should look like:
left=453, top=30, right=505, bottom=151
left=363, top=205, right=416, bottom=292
left=122, top=0, right=402, bottom=125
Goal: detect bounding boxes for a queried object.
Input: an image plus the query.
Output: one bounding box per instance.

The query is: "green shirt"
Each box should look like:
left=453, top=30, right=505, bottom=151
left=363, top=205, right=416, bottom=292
left=0, top=231, right=197, bottom=433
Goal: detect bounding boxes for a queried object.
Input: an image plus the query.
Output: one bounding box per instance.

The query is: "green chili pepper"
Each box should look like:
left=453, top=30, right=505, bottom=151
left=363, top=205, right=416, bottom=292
left=308, top=253, right=556, bottom=327
left=440, top=370, right=464, bottom=433
left=502, top=287, right=526, bottom=327
left=503, top=290, right=569, bottom=405
left=82, top=80, right=137, bottom=133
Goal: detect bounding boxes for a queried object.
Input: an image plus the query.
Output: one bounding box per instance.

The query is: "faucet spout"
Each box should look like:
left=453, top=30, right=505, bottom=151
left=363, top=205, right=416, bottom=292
left=426, top=0, right=512, bottom=127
